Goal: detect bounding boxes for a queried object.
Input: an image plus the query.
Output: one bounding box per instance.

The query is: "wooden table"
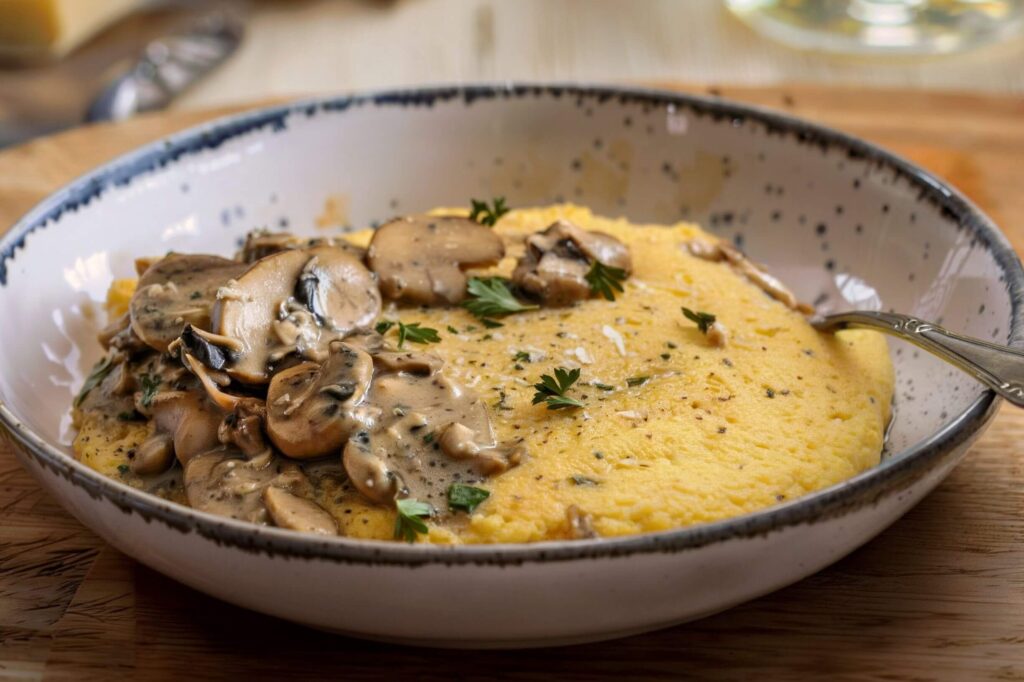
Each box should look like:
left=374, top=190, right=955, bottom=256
left=1, top=84, right=1022, bottom=680
left=174, top=0, right=1024, bottom=112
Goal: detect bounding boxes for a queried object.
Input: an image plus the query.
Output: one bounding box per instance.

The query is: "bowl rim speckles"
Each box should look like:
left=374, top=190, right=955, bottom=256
left=1, top=84, right=1021, bottom=566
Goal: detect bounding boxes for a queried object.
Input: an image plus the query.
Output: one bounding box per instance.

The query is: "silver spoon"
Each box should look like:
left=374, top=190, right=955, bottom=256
left=813, top=311, right=1024, bottom=407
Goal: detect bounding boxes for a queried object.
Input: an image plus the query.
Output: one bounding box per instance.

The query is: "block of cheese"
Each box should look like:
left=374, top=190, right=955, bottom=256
left=0, top=0, right=144, bottom=61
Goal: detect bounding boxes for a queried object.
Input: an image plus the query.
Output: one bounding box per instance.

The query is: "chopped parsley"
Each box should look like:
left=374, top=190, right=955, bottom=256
left=585, top=260, right=628, bottom=301
left=626, top=375, right=649, bottom=387
left=139, top=373, right=162, bottom=407
left=481, top=318, right=504, bottom=329
left=446, top=325, right=459, bottom=334
left=682, top=307, right=717, bottom=334
left=394, top=498, right=433, bottom=542
left=74, top=356, right=114, bottom=407
left=592, top=382, right=615, bottom=391
left=448, top=484, right=491, bottom=513
left=117, top=464, right=130, bottom=475
left=375, top=319, right=396, bottom=335
left=532, top=367, right=584, bottom=410
left=570, top=474, right=600, bottom=486
left=397, top=321, right=441, bottom=348
left=469, top=196, right=510, bottom=227
left=462, top=277, right=538, bottom=321
left=513, top=351, right=531, bottom=363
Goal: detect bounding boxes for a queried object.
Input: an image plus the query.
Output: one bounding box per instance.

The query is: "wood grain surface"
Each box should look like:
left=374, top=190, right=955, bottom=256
left=0, top=84, right=1022, bottom=681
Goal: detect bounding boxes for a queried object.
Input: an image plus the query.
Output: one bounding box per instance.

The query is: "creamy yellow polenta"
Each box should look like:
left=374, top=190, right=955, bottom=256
left=81, top=204, right=893, bottom=544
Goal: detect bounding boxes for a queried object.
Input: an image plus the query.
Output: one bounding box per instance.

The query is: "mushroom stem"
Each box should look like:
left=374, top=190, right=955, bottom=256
left=184, top=353, right=241, bottom=412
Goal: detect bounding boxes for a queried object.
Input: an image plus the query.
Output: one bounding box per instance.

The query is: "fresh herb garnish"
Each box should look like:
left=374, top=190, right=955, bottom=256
left=117, top=464, right=130, bottom=475
left=481, top=318, right=504, bottom=329
left=397, top=321, right=441, bottom=348
left=375, top=320, right=395, bottom=335
left=585, top=260, right=628, bottom=301
left=448, top=484, right=491, bottom=513
left=592, top=382, right=615, bottom=391
left=462, top=277, right=538, bottom=320
left=626, top=376, right=649, bottom=387
left=446, top=325, right=459, bottom=334
left=532, top=367, right=584, bottom=410
left=423, top=431, right=436, bottom=444
left=469, top=196, right=510, bottom=227
left=682, top=307, right=717, bottom=334
left=513, top=351, right=531, bottom=363
left=74, top=356, right=114, bottom=407
left=570, top=474, right=600, bottom=486
left=394, top=498, right=433, bottom=542
left=139, top=373, right=161, bottom=407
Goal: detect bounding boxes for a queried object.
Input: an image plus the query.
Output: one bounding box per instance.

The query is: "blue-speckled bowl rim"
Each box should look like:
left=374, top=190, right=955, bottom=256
left=0, top=84, right=1020, bottom=567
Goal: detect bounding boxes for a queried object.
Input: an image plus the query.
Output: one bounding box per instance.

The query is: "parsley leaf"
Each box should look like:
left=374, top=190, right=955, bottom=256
left=448, top=484, right=491, bottom=513
left=585, top=260, right=628, bottom=301
left=375, top=319, right=395, bottom=335
left=469, top=197, right=510, bottom=227
left=513, top=351, right=531, bottom=363
left=481, top=318, right=504, bottom=329
left=626, top=375, right=649, bottom=387
left=682, top=307, right=717, bottom=334
left=462, top=277, right=538, bottom=320
left=446, top=325, right=460, bottom=334
left=592, top=382, right=615, bottom=391
left=74, top=356, right=114, bottom=407
left=397, top=322, right=441, bottom=348
left=394, top=498, right=433, bottom=542
left=139, top=373, right=161, bottom=407
left=532, top=367, right=584, bottom=410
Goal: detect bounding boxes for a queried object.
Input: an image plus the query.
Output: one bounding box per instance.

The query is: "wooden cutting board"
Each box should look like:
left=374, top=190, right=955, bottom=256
left=1, top=85, right=1022, bottom=681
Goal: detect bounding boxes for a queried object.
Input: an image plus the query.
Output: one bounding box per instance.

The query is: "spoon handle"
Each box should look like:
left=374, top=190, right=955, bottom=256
left=815, top=310, right=1024, bottom=408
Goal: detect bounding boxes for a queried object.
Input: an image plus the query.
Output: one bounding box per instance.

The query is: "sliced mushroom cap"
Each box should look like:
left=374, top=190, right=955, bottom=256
left=131, top=432, right=174, bottom=475
left=237, top=229, right=366, bottom=264
left=341, top=359, right=519, bottom=507
left=512, top=220, right=632, bottom=305
left=366, top=215, right=505, bottom=305
left=266, top=342, right=374, bottom=459
left=263, top=485, right=338, bottom=534
left=130, top=253, right=248, bottom=352
left=371, top=350, right=444, bottom=375
left=149, top=391, right=222, bottom=465
left=214, top=246, right=381, bottom=383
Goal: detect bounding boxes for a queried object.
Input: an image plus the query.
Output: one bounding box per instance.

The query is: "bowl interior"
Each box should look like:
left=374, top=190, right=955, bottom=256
left=0, top=87, right=1017, bottom=482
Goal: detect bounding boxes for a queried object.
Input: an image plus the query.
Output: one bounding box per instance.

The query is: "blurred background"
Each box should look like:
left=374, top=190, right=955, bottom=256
left=1, top=0, right=1022, bottom=148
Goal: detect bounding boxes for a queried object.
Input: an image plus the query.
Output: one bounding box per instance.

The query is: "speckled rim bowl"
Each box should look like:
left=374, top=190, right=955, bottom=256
left=0, top=84, right=1020, bottom=645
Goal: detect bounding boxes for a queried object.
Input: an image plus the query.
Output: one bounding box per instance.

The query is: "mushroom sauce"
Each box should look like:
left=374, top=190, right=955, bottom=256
left=72, top=203, right=893, bottom=543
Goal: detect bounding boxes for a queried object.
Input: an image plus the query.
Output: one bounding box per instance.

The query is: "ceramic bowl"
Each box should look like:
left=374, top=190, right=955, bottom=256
left=0, top=85, right=1020, bottom=648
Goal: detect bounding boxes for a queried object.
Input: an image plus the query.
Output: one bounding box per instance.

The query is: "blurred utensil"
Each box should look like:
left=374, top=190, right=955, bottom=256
left=813, top=310, right=1024, bottom=407
left=86, top=8, right=243, bottom=122
left=0, top=2, right=243, bottom=148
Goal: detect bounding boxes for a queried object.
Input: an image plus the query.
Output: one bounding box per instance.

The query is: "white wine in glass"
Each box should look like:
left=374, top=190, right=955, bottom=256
left=726, top=0, right=1024, bottom=54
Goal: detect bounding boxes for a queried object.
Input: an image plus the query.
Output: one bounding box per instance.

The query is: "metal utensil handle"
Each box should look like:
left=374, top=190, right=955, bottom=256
left=820, top=310, right=1024, bottom=407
